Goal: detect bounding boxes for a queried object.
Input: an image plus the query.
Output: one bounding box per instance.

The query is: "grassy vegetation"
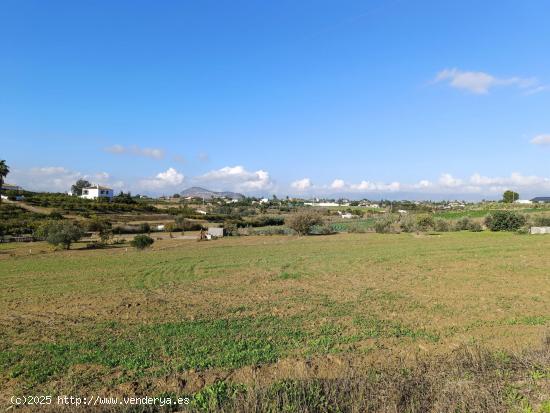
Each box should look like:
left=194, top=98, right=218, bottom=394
left=1, top=232, right=549, bottom=410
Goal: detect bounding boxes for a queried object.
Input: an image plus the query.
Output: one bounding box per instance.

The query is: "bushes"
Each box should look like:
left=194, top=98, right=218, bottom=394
left=38, top=221, right=85, bottom=249
left=285, top=211, right=324, bottom=235
left=434, top=219, right=451, bottom=232
left=399, top=215, right=416, bottom=233
left=175, top=215, right=204, bottom=231
left=416, top=215, right=435, bottom=231
left=454, top=217, right=473, bottom=231
left=374, top=217, right=394, bottom=233
left=533, top=215, right=550, bottom=226
left=130, top=234, right=154, bottom=250
left=0, top=204, right=51, bottom=235
left=485, top=211, right=526, bottom=232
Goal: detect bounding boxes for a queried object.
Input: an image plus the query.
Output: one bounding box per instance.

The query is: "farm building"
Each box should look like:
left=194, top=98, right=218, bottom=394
left=207, top=227, right=225, bottom=237
left=530, top=227, right=550, bottom=234
left=1, top=183, right=22, bottom=191
left=531, top=197, right=550, bottom=203
left=515, top=199, right=533, bottom=204
left=81, top=185, right=114, bottom=201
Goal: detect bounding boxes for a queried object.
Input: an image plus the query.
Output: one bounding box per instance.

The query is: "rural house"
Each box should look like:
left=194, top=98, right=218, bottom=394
left=81, top=185, right=114, bottom=201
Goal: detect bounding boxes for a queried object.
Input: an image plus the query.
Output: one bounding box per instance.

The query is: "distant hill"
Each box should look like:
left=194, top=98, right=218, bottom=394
left=180, top=187, right=244, bottom=200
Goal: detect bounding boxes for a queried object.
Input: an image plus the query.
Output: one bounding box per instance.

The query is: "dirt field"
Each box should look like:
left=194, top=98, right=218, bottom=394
left=1, top=232, right=549, bottom=410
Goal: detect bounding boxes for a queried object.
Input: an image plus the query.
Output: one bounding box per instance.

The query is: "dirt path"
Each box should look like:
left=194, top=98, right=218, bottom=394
left=3, top=199, right=52, bottom=215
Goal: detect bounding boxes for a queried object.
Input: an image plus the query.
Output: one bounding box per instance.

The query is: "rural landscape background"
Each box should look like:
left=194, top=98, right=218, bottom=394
left=2, top=0, right=550, bottom=412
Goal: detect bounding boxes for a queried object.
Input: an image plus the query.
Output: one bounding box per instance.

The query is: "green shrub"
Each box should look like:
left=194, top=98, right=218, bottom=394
left=313, top=223, right=336, bottom=235
left=416, top=214, right=435, bottom=231
left=399, top=215, right=416, bottom=233
left=374, top=217, right=394, bottom=233
left=434, top=219, right=451, bottom=232
left=485, top=211, right=527, bottom=232
left=469, top=222, right=483, bottom=232
left=454, top=217, right=473, bottom=231
left=130, top=234, right=154, bottom=250
left=285, top=211, right=324, bottom=235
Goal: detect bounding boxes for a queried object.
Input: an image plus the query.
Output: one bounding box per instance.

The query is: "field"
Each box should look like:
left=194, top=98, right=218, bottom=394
left=1, top=232, right=550, bottom=411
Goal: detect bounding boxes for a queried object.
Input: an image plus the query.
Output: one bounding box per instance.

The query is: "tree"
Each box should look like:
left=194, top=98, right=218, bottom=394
left=502, top=190, right=519, bottom=203
left=0, top=160, right=10, bottom=205
left=165, top=222, right=178, bottom=238
left=41, top=221, right=85, bottom=249
left=485, top=211, right=526, bottom=231
left=87, top=217, right=112, bottom=244
left=130, top=234, right=154, bottom=250
left=71, top=179, right=91, bottom=196
left=285, top=211, right=323, bottom=235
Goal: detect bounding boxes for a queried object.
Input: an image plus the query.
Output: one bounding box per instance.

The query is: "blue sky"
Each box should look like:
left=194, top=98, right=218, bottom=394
left=2, top=0, right=550, bottom=199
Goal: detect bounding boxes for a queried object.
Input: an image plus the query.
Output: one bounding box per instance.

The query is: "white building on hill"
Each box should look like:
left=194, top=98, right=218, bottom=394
left=81, top=185, right=114, bottom=201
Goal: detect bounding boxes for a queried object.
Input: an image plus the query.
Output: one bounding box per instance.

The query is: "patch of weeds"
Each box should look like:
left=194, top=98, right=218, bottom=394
left=4, top=316, right=307, bottom=389
left=353, top=316, right=439, bottom=342
left=192, top=381, right=246, bottom=412
left=505, top=316, right=550, bottom=326
left=530, top=369, right=550, bottom=380
left=265, top=379, right=331, bottom=413
left=278, top=271, right=301, bottom=280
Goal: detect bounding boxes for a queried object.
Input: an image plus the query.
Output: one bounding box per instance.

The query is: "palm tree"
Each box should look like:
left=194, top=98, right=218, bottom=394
left=0, top=160, right=10, bottom=205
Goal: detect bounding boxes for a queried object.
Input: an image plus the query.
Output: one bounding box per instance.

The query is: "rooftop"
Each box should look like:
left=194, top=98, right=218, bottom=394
left=84, top=185, right=112, bottom=190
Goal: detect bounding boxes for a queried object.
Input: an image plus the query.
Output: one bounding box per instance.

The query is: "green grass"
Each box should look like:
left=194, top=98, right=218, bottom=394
left=1, top=231, right=549, bottom=397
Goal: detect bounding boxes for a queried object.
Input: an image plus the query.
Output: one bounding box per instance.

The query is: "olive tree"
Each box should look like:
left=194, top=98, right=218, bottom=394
left=39, top=221, right=84, bottom=249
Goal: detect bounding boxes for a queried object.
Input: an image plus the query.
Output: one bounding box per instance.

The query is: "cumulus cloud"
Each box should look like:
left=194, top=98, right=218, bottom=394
left=310, top=172, right=550, bottom=196
left=198, top=165, right=273, bottom=192
left=531, top=134, right=550, bottom=145
left=9, top=166, right=123, bottom=192
left=349, top=181, right=401, bottom=192
left=434, top=68, right=541, bottom=94
left=438, top=173, right=463, bottom=188
left=104, top=144, right=165, bottom=160
left=291, top=178, right=312, bottom=190
left=139, top=167, right=185, bottom=189
left=330, top=179, right=346, bottom=189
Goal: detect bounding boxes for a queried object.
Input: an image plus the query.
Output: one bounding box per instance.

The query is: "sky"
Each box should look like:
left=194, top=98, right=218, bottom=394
left=2, top=0, right=550, bottom=200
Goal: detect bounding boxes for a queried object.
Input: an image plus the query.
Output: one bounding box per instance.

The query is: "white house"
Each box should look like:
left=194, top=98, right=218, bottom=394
left=515, top=199, right=533, bottom=205
left=81, top=185, right=114, bottom=201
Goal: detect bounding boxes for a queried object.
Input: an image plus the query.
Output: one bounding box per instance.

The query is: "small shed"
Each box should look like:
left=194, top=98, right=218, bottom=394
left=207, top=227, right=225, bottom=237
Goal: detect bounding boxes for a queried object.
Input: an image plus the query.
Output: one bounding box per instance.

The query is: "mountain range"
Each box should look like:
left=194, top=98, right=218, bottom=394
left=180, top=187, right=244, bottom=200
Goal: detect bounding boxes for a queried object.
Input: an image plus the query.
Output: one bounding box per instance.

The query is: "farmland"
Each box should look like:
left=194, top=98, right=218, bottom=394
left=1, top=231, right=549, bottom=411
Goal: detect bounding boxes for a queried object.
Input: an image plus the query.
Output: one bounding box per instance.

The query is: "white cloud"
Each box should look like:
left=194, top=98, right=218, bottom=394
left=9, top=166, right=123, bottom=192
left=198, top=165, right=274, bottom=192
left=30, top=166, right=69, bottom=175
left=291, top=178, right=312, bottom=190
left=413, top=179, right=433, bottom=189
left=438, top=173, right=463, bottom=188
left=434, top=68, right=541, bottom=94
left=104, top=144, right=165, bottom=160
left=330, top=179, right=346, bottom=189
left=531, top=134, right=550, bottom=145
left=139, top=167, right=185, bottom=189
left=351, top=181, right=401, bottom=192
